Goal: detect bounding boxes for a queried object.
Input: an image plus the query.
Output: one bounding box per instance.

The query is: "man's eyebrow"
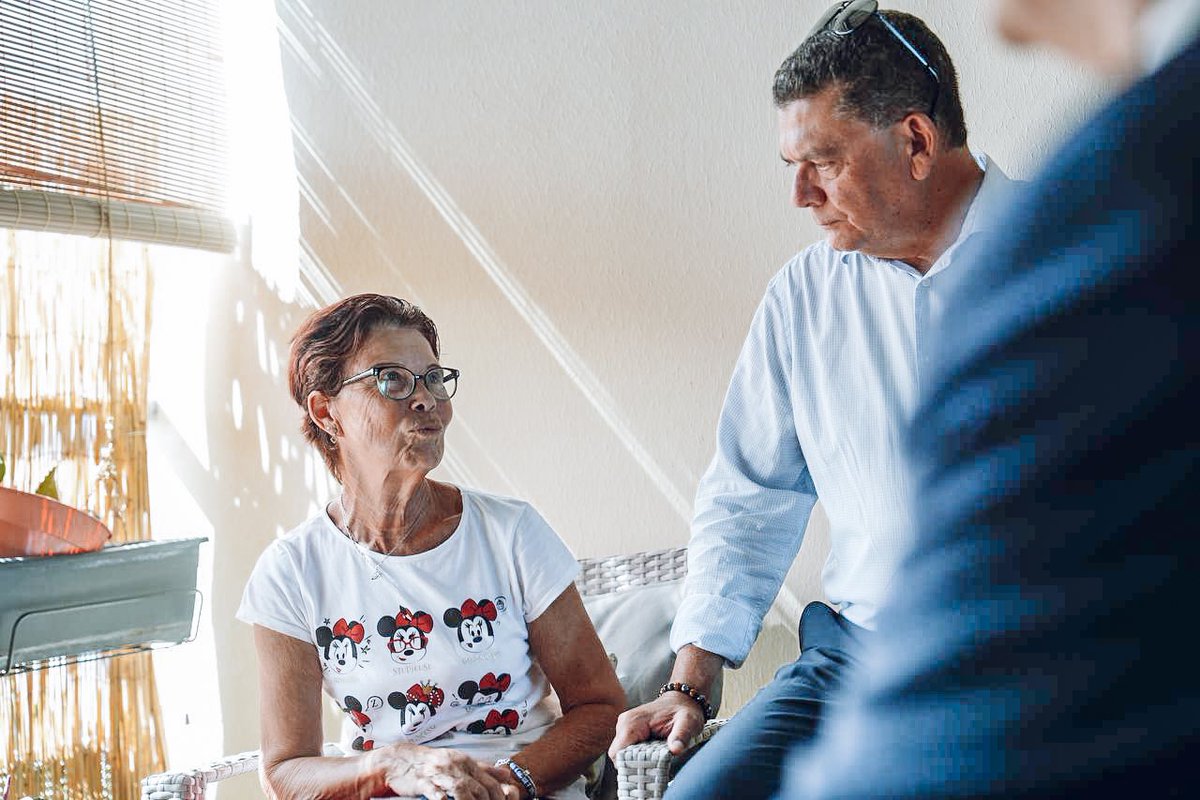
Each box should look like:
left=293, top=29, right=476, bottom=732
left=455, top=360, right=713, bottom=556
left=805, top=145, right=840, bottom=161
left=781, top=145, right=839, bottom=165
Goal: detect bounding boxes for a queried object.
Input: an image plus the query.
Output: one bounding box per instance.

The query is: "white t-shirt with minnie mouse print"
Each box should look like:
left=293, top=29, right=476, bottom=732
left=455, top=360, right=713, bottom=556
left=237, top=487, right=586, bottom=797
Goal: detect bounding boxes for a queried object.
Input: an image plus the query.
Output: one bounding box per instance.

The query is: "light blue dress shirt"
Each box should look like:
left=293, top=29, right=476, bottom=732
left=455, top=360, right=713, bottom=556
left=671, top=156, right=1016, bottom=666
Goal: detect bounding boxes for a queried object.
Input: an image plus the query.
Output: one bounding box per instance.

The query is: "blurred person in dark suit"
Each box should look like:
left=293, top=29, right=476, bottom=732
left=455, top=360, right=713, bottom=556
left=780, top=0, right=1199, bottom=796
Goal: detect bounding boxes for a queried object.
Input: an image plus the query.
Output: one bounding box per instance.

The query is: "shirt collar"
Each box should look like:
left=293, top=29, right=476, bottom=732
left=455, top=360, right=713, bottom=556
left=1139, top=0, right=1200, bottom=73
left=923, top=152, right=1014, bottom=279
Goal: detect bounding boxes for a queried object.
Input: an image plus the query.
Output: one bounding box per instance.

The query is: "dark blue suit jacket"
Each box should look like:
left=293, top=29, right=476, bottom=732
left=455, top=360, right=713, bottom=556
left=784, top=39, right=1199, bottom=798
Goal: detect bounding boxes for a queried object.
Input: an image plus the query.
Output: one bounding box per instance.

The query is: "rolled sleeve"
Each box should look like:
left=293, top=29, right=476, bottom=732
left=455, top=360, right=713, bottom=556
left=670, top=593, right=765, bottom=668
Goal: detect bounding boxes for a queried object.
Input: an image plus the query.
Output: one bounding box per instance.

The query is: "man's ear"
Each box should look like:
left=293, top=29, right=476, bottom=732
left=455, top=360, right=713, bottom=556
left=307, top=390, right=339, bottom=437
left=899, top=112, right=939, bottom=181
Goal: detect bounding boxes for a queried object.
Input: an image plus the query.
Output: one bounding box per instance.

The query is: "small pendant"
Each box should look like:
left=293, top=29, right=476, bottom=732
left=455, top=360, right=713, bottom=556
left=370, top=569, right=382, bottom=580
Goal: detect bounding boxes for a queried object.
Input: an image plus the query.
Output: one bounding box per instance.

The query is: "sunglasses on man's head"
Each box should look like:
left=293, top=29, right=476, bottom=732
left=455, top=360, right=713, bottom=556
left=808, top=0, right=941, bottom=119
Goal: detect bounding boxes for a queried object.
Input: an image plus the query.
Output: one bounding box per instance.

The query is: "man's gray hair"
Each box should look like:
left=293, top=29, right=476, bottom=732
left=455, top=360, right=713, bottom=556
left=774, top=10, right=968, bottom=148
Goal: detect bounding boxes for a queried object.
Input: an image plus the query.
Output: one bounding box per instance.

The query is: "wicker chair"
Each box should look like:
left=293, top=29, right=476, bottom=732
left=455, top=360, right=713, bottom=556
left=141, top=546, right=725, bottom=800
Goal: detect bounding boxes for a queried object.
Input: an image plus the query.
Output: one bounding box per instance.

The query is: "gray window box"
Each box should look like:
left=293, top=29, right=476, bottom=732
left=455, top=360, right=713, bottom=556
left=0, top=537, right=206, bottom=673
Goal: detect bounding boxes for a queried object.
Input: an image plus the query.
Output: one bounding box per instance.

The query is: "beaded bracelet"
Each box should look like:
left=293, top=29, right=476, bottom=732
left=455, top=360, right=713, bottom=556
left=659, top=681, right=715, bottom=720
left=495, top=757, right=540, bottom=799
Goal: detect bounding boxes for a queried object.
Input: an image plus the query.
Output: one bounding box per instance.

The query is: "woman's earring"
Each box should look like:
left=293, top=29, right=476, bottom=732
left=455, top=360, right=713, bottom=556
left=327, top=425, right=340, bottom=447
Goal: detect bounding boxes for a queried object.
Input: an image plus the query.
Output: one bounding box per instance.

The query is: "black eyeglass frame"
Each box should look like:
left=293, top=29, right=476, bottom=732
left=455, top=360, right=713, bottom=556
left=340, top=364, right=461, bottom=401
left=809, top=0, right=940, bottom=120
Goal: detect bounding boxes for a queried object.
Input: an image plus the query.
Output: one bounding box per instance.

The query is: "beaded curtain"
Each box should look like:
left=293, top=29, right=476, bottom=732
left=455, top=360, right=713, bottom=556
left=0, top=228, right=166, bottom=800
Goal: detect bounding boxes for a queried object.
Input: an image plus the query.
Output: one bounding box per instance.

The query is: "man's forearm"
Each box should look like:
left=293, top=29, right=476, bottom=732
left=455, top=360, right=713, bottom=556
left=669, top=644, right=726, bottom=699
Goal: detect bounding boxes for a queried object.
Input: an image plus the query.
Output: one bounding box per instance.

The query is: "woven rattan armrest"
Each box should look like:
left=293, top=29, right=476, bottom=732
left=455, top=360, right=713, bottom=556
left=141, top=744, right=342, bottom=799
left=614, top=718, right=727, bottom=800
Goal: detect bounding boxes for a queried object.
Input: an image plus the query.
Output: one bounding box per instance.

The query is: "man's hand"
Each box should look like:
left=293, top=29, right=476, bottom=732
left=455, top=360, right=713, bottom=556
left=608, top=692, right=706, bottom=760
left=609, top=645, right=723, bottom=760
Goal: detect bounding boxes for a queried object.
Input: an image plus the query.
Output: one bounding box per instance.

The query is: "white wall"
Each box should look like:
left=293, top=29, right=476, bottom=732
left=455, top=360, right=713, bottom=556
left=147, top=0, right=1107, bottom=784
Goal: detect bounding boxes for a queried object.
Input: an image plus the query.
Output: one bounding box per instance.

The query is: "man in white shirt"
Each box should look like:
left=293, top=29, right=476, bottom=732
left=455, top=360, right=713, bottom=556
left=609, top=4, right=1015, bottom=797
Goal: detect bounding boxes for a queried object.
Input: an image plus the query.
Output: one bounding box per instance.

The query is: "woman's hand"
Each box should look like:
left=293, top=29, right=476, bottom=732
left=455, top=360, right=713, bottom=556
left=483, top=763, right=529, bottom=799
left=252, top=626, right=517, bottom=799
left=368, top=743, right=518, bottom=800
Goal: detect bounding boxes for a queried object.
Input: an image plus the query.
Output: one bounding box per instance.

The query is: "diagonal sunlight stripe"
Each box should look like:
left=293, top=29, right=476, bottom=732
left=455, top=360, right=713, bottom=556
left=389, top=140, right=695, bottom=522
left=297, top=239, right=342, bottom=309
left=286, top=3, right=694, bottom=523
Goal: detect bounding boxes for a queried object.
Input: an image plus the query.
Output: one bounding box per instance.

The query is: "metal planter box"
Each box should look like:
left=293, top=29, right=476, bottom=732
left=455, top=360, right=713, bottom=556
left=0, top=537, right=205, bottom=673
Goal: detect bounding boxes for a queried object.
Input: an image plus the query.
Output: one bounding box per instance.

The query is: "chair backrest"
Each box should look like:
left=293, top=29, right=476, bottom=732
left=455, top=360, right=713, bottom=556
left=574, top=545, right=722, bottom=713
left=575, top=546, right=690, bottom=597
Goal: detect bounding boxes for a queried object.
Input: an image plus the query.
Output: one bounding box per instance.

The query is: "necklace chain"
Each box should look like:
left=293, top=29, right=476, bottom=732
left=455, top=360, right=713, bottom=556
left=335, top=495, right=416, bottom=581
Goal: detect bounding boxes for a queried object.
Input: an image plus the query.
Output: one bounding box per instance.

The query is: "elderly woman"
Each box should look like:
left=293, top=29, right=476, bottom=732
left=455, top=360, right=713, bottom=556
left=237, top=294, right=624, bottom=799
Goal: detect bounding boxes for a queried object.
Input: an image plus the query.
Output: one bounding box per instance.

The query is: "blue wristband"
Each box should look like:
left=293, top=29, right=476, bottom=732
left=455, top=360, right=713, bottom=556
left=495, top=757, right=539, bottom=798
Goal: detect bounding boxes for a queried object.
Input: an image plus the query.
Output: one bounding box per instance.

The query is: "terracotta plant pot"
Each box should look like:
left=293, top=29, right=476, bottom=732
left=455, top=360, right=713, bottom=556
left=0, top=485, right=112, bottom=558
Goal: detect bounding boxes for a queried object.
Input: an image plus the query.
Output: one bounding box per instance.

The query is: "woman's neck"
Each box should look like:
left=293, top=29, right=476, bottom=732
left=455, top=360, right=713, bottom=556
left=337, top=475, right=439, bottom=554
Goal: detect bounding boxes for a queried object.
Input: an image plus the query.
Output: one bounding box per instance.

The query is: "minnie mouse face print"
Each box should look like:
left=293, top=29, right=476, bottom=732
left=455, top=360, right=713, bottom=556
left=315, top=618, right=370, bottom=675
left=377, top=605, right=434, bottom=664
left=388, top=681, right=445, bottom=737
left=455, top=672, right=511, bottom=707
left=465, top=708, right=521, bottom=735
left=443, top=598, right=499, bottom=653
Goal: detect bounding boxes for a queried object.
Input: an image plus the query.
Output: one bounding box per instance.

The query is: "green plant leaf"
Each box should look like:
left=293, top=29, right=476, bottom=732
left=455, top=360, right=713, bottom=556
left=35, top=465, right=59, bottom=499
left=0, top=452, right=6, bottom=483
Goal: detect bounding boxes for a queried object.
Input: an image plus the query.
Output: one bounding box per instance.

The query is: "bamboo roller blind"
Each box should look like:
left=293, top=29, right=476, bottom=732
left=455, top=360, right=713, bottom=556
left=0, top=0, right=234, bottom=251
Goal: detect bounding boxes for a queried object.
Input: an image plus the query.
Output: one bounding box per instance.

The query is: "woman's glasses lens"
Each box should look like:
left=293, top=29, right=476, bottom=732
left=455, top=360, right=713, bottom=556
left=374, top=367, right=457, bottom=401
left=377, top=367, right=416, bottom=400
left=424, top=368, right=455, bottom=400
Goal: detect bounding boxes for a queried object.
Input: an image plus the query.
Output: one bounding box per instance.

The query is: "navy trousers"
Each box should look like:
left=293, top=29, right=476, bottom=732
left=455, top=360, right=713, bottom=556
left=663, top=602, right=867, bottom=800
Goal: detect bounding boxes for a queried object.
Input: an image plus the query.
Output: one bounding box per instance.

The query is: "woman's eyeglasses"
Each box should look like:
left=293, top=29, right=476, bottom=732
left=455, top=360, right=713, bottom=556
left=341, top=364, right=460, bottom=401
left=809, top=0, right=940, bottom=119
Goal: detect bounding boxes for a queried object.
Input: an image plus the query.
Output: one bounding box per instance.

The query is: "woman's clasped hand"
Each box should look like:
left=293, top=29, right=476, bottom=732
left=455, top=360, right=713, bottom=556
left=368, top=742, right=519, bottom=800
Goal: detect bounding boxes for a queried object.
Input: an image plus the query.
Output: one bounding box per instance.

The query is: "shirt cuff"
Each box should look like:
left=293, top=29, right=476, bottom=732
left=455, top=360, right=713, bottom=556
left=670, top=593, right=763, bottom=668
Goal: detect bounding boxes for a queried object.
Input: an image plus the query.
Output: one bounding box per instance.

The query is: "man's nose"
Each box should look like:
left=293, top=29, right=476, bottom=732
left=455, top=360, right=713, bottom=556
left=792, top=164, right=824, bottom=208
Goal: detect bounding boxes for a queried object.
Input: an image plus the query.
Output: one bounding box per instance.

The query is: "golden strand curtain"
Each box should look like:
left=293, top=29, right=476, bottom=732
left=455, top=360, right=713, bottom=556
left=0, top=227, right=163, bottom=800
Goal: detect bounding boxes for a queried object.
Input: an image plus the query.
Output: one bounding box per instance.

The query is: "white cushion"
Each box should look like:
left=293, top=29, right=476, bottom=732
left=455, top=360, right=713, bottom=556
left=584, top=579, right=690, bottom=709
